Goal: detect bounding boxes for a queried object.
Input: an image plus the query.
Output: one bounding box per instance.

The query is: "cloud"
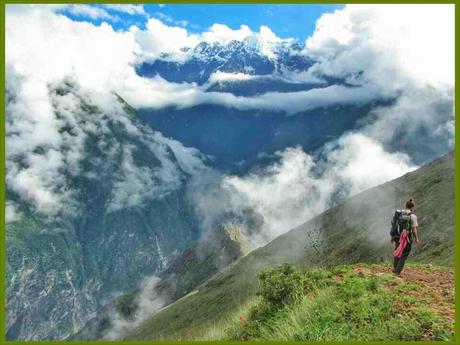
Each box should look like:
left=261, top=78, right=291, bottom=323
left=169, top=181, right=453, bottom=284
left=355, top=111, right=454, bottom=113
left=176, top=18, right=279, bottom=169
left=305, top=4, right=454, bottom=89
left=302, top=4, right=454, bottom=163
left=152, top=12, right=188, bottom=27
left=108, top=129, right=207, bottom=212
left=206, top=69, right=325, bottom=86
left=33, top=4, right=146, bottom=21
left=132, top=18, right=200, bottom=61
left=221, top=147, right=333, bottom=246
left=206, top=83, right=386, bottom=114
left=127, top=4, right=454, bottom=122
left=6, top=65, right=206, bottom=216
left=6, top=6, right=138, bottom=93
left=133, top=19, right=290, bottom=62
left=103, top=276, right=166, bottom=340
left=120, top=75, right=387, bottom=114
left=192, top=134, right=417, bottom=247
left=104, top=4, right=146, bottom=16
left=6, top=201, right=20, bottom=223
left=363, top=86, right=454, bottom=164
left=200, top=23, right=253, bottom=44
left=108, top=145, right=160, bottom=212
left=207, top=71, right=259, bottom=83
left=5, top=76, right=86, bottom=214
left=9, top=4, right=452, bottom=119
left=205, top=70, right=324, bottom=87
left=323, top=133, right=417, bottom=196
left=55, top=4, right=119, bottom=21
left=161, top=136, right=208, bottom=175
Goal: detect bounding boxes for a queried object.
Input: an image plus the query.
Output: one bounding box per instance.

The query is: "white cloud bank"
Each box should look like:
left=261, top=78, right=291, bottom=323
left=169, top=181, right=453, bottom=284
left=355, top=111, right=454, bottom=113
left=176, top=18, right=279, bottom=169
left=306, top=5, right=454, bottom=88
left=192, top=135, right=417, bottom=246
left=5, top=76, right=206, bottom=216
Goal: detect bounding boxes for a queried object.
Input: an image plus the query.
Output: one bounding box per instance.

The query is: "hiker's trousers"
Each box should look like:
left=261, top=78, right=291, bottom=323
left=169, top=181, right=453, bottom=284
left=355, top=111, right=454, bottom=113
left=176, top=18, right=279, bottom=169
left=393, top=237, right=412, bottom=273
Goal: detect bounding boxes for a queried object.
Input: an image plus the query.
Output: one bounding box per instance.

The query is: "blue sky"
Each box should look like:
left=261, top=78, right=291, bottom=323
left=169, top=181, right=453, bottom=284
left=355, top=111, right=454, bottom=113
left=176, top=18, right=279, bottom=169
left=58, top=4, right=343, bottom=42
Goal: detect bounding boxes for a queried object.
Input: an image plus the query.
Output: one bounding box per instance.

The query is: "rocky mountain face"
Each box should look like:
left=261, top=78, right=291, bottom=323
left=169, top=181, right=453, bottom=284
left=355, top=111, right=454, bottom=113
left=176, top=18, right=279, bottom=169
left=6, top=80, right=205, bottom=340
left=157, top=222, right=253, bottom=300
left=70, top=223, right=253, bottom=340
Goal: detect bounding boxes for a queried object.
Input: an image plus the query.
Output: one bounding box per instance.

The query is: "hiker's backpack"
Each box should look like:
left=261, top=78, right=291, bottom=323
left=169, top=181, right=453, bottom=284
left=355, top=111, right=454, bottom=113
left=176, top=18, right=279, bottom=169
left=390, top=209, right=413, bottom=238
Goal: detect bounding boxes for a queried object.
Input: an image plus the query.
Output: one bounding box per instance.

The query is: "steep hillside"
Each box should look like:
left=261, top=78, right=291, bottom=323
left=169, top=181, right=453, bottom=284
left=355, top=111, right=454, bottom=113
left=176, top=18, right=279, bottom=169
left=156, top=223, right=253, bottom=302
left=5, top=80, right=206, bottom=340
left=70, top=223, right=253, bottom=340
left=125, top=152, right=454, bottom=341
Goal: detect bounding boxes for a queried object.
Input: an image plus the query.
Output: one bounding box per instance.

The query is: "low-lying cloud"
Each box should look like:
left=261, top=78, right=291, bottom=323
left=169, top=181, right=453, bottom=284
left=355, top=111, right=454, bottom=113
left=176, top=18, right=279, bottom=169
left=103, top=276, right=165, bottom=340
left=6, top=75, right=206, bottom=216
left=191, top=133, right=417, bottom=247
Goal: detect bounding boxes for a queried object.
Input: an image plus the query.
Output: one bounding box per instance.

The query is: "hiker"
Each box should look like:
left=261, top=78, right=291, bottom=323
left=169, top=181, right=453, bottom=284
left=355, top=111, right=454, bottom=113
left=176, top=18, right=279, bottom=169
left=390, top=198, right=419, bottom=275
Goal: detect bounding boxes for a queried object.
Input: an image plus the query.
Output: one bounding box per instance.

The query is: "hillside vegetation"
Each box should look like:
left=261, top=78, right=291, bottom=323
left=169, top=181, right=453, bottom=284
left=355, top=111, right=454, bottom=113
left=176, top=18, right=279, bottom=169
left=229, top=263, right=454, bottom=341
left=124, top=152, right=454, bottom=341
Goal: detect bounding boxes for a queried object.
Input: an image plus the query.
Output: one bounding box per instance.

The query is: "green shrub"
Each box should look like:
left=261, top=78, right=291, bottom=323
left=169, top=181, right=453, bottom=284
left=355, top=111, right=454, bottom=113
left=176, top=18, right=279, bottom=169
left=257, top=263, right=305, bottom=309
left=303, top=268, right=333, bottom=291
left=235, top=264, right=306, bottom=340
left=366, top=277, right=379, bottom=292
left=115, top=291, right=139, bottom=320
left=331, top=265, right=352, bottom=275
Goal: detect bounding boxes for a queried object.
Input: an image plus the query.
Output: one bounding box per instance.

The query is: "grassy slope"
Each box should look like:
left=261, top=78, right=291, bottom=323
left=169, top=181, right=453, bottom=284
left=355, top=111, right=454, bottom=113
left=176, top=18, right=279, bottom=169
left=229, top=263, right=454, bottom=341
left=125, top=152, right=454, bottom=341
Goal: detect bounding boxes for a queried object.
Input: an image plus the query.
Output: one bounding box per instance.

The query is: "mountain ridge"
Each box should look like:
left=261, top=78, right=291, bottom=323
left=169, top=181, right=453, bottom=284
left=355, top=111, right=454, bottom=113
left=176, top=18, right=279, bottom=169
left=136, top=36, right=314, bottom=85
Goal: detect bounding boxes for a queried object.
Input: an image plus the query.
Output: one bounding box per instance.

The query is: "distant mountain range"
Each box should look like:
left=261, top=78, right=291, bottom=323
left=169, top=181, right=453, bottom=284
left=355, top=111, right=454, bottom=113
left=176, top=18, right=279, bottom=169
left=134, top=36, right=388, bottom=172
left=136, top=37, right=315, bottom=85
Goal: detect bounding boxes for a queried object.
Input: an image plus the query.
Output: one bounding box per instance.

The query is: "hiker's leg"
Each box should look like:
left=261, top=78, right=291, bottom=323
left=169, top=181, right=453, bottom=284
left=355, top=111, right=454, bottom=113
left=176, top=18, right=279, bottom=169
left=395, top=243, right=412, bottom=274
left=393, top=238, right=400, bottom=271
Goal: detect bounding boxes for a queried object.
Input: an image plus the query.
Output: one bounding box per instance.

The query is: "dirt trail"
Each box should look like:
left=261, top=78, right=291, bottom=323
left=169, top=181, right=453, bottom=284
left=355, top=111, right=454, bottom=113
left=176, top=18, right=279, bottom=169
left=352, top=264, right=455, bottom=326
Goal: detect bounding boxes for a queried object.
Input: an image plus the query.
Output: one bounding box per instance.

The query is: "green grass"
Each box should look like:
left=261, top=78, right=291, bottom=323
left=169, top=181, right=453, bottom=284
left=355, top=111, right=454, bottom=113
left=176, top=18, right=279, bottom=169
left=227, top=264, right=454, bottom=342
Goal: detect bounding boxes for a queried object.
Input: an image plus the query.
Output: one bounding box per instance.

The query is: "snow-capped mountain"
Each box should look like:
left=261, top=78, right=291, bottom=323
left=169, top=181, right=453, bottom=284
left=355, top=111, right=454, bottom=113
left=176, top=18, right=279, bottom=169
left=136, top=36, right=315, bottom=85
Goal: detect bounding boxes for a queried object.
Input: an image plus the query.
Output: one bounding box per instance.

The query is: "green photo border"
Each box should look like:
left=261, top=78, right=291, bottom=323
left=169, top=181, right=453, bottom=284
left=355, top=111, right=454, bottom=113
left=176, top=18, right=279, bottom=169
left=0, top=1, right=457, bottom=344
